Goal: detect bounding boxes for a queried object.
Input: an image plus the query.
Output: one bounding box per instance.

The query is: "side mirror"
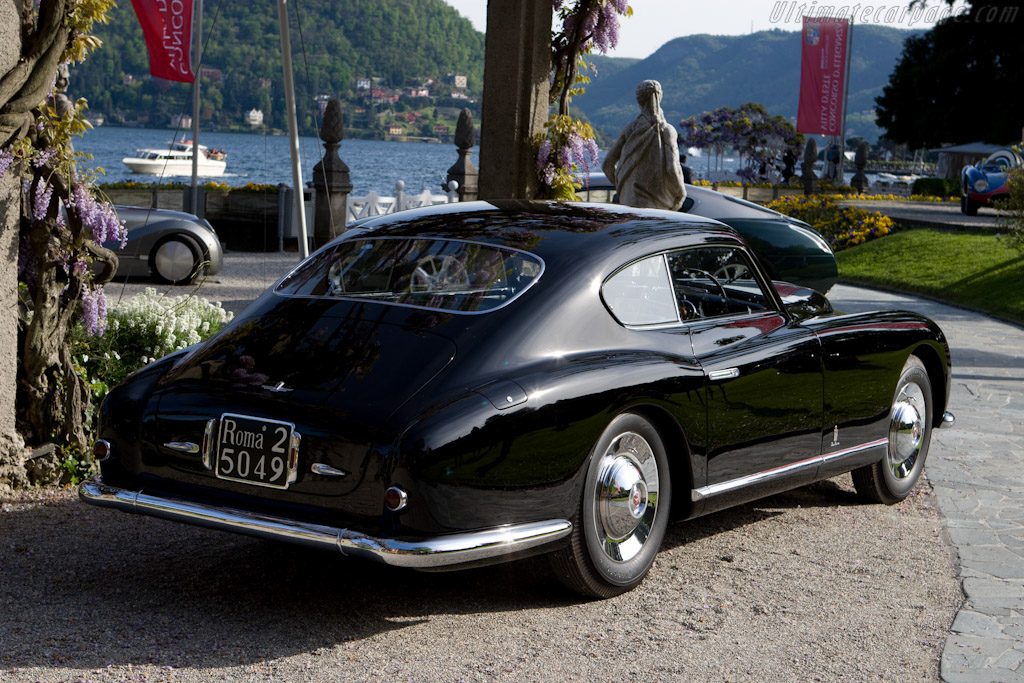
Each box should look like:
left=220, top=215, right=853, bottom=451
left=773, top=281, right=833, bottom=321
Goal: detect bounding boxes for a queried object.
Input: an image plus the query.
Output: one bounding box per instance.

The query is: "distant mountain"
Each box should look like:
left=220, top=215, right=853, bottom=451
left=70, top=10, right=912, bottom=144
left=574, top=26, right=918, bottom=143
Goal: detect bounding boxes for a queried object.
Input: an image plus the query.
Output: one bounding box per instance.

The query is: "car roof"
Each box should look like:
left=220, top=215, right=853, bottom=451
left=583, top=171, right=791, bottom=222
left=336, top=200, right=745, bottom=270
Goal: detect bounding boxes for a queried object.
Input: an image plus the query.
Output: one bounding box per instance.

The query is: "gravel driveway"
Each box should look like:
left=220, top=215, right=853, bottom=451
left=0, top=253, right=962, bottom=682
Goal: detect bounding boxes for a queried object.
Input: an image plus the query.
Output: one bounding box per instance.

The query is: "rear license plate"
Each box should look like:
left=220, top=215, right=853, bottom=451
left=215, top=413, right=297, bottom=489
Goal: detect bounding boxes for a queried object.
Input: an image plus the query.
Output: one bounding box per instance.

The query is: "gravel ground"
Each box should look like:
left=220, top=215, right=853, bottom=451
left=1, top=475, right=959, bottom=682
left=0, top=252, right=962, bottom=681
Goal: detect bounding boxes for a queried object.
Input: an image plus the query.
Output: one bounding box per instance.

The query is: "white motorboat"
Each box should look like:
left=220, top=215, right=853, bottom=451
left=122, top=139, right=227, bottom=177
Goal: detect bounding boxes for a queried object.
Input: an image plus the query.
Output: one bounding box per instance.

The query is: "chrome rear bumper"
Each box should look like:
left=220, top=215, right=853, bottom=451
left=79, top=476, right=571, bottom=569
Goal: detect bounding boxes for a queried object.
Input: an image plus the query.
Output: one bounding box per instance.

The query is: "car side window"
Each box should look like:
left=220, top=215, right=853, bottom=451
left=667, top=246, right=772, bottom=320
left=602, top=254, right=679, bottom=326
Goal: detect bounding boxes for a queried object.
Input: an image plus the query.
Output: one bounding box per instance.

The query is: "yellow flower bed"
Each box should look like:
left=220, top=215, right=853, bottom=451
left=764, top=194, right=895, bottom=251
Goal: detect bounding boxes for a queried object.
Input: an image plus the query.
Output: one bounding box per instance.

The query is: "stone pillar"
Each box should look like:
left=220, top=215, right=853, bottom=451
left=0, top=0, right=28, bottom=493
left=311, top=99, right=352, bottom=247
left=850, top=141, right=870, bottom=194
left=478, top=0, right=550, bottom=200
left=445, top=108, right=479, bottom=201
left=802, top=138, right=819, bottom=196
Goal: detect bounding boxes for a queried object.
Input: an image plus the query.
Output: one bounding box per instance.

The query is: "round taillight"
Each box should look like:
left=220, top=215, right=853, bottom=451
left=384, top=486, right=408, bottom=512
left=93, top=439, right=111, bottom=462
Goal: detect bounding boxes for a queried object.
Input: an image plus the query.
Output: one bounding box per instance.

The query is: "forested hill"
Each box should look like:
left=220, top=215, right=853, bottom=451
left=69, top=0, right=485, bottom=133
left=574, top=25, right=917, bottom=143
left=69, top=8, right=912, bottom=143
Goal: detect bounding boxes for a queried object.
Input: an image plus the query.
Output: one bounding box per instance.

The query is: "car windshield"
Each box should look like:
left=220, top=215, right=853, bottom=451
left=275, top=237, right=543, bottom=313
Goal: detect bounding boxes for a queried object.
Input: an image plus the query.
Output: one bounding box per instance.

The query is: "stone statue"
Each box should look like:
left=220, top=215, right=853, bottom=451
left=53, top=63, right=74, bottom=119
left=601, top=80, right=686, bottom=210
left=851, top=141, right=870, bottom=193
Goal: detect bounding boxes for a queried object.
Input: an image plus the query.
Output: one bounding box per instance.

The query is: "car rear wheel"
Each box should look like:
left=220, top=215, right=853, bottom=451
left=151, top=234, right=203, bottom=285
left=853, top=356, right=933, bottom=504
left=549, top=413, right=671, bottom=598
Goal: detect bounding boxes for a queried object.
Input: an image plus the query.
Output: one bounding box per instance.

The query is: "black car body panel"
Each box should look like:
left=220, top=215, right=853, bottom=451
left=83, top=200, right=951, bottom=590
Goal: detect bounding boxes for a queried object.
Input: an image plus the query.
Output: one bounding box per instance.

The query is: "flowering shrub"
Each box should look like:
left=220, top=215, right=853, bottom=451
left=764, top=195, right=895, bottom=251
left=853, top=193, right=959, bottom=203
left=232, top=182, right=281, bottom=193
left=680, top=103, right=803, bottom=184
left=96, top=180, right=158, bottom=190
left=535, top=115, right=600, bottom=200
left=997, top=166, right=1024, bottom=254
left=73, top=288, right=233, bottom=402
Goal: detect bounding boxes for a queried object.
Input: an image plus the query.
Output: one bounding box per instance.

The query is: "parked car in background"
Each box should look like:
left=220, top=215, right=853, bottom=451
left=578, top=173, right=838, bottom=293
left=82, top=201, right=953, bottom=598
left=111, top=206, right=224, bottom=285
left=961, top=148, right=1022, bottom=215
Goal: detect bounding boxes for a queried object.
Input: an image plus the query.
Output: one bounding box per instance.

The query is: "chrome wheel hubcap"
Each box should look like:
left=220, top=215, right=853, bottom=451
left=155, top=240, right=195, bottom=282
left=888, top=382, right=925, bottom=480
left=593, top=432, right=659, bottom=563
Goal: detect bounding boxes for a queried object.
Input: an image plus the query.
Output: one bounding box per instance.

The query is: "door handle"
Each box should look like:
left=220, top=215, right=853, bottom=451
left=708, top=368, right=739, bottom=381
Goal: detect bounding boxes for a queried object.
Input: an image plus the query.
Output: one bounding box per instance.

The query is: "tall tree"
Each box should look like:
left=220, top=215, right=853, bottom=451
left=876, top=0, right=1024, bottom=148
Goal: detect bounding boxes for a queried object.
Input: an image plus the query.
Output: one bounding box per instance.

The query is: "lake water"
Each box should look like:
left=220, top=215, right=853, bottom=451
left=77, top=126, right=481, bottom=196
left=78, top=126, right=872, bottom=193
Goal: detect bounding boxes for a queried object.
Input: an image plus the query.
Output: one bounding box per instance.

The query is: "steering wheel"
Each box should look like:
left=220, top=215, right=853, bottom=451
left=712, top=263, right=749, bottom=284
left=411, top=254, right=470, bottom=291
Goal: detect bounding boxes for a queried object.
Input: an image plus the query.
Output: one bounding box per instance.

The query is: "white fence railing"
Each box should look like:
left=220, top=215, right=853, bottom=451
left=345, top=180, right=461, bottom=223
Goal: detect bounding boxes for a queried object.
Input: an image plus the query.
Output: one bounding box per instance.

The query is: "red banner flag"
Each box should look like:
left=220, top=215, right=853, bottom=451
left=129, top=0, right=195, bottom=83
left=796, top=16, right=849, bottom=136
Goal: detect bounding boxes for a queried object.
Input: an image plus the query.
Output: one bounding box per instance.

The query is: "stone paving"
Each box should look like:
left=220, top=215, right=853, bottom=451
left=830, top=284, right=1024, bottom=683
left=842, top=199, right=999, bottom=230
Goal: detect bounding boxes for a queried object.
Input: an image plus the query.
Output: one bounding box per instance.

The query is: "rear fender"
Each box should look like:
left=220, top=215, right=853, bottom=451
left=393, top=353, right=705, bottom=532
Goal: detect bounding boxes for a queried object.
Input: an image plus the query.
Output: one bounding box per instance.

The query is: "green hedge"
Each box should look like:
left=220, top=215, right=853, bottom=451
left=910, top=177, right=960, bottom=198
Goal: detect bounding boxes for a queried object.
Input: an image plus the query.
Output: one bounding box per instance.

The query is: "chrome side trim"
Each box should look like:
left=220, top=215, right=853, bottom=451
left=708, top=368, right=739, bottom=381
left=79, top=477, right=571, bottom=569
left=820, top=437, right=889, bottom=464
left=691, top=438, right=889, bottom=502
left=201, top=419, right=216, bottom=470
left=164, top=442, right=200, bottom=454
left=311, top=463, right=347, bottom=477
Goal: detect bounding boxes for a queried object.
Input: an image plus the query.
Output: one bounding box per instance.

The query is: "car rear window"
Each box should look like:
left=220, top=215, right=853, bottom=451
left=275, top=237, right=543, bottom=313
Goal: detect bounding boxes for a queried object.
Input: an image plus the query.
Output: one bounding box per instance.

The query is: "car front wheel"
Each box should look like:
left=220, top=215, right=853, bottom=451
left=853, top=356, right=933, bottom=504
left=549, top=413, right=671, bottom=598
left=150, top=234, right=203, bottom=285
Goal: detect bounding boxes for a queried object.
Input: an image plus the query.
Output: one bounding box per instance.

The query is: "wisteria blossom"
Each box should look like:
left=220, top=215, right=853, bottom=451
left=31, top=146, right=57, bottom=168
left=80, top=284, right=108, bottom=337
left=0, top=146, right=13, bottom=179
left=69, top=182, right=127, bottom=247
left=32, top=177, right=53, bottom=221
left=538, top=2, right=630, bottom=199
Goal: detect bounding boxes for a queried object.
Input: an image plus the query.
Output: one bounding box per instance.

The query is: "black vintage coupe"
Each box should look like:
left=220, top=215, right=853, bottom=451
left=81, top=201, right=954, bottom=597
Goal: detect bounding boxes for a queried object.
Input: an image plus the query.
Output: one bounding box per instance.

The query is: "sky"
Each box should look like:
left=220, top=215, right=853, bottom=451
left=443, top=0, right=967, bottom=59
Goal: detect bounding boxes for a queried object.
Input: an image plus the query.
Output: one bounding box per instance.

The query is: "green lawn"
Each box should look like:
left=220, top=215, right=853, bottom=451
left=837, top=229, right=1024, bottom=324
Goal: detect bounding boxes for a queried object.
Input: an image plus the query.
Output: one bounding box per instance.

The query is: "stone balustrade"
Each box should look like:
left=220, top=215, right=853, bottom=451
left=345, top=180, right=461, bottom=223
